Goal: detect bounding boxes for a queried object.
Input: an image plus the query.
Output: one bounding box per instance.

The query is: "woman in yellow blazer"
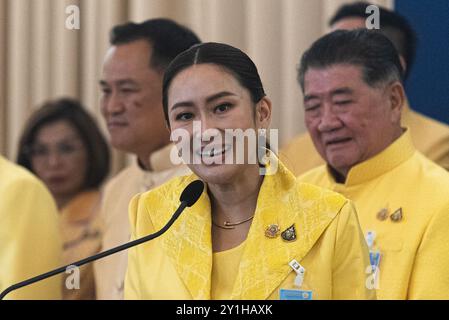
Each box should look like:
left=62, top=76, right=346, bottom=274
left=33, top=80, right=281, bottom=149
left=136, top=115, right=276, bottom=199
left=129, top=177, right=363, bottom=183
left=125, top=42, right=375, bottom=300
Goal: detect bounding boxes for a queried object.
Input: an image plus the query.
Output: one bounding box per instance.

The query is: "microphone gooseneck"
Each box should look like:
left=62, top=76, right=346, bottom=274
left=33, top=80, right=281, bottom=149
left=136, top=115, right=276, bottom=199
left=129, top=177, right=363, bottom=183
left=0, top=180, right=204, bottom=300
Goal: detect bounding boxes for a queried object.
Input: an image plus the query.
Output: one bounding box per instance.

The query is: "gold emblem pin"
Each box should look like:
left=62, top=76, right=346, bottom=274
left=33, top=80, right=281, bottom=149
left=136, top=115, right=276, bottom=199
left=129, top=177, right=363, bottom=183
left=390, top=208, right=403, bottom=222
left=265, top=224, right=280, bottom=238
left=376, top=208, right=389, bottom=221
left=281, top=224, right=297, bottom=242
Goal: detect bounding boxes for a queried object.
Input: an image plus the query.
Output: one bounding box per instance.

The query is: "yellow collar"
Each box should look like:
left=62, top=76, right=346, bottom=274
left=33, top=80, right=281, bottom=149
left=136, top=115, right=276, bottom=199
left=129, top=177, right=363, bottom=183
left=145, top=160, right=345, bottom=299
left=327, top=129, right=416, bottom=186
left=60, top=190, right=99, bottom=223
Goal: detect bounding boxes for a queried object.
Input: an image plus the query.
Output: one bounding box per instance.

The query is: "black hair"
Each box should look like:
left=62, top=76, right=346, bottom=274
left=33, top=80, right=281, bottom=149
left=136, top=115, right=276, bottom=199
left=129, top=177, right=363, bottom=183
left=329, top=1, right=417, bottom=80
left=17, top=98, right=110, bottom=190
left=162, top=42, right=266, bottom=125
left=110, top=18, right=201, bottom=72
left=298, top=29, right=404, bottom=92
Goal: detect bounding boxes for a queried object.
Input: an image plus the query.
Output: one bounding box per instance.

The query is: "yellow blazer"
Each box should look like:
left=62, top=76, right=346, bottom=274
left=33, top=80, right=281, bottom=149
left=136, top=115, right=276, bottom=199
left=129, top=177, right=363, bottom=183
left=299, top=130, right=449, bottom=299
left=0, top=156, right=62, bottom=300
left=125, top=161, right=374, bottom=300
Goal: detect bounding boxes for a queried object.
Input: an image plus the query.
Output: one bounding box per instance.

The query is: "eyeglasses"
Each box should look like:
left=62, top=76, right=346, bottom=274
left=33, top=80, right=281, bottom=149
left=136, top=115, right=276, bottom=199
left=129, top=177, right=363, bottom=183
left=28, top=141, right=85, bottom=160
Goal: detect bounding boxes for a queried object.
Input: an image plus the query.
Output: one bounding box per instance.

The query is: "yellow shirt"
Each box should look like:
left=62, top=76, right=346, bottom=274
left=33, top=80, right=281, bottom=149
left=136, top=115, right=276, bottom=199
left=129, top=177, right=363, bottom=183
left=0, top=156, right=62, bottom=300
left=94, top=144, right=190, bottom=300
left=211, top=242, right=246, bottom=300
left=124, top=161, right=375, bottom=300
left=281, top=102, right=449, bottom=175
left=299, top=130, right=449, bottom=299
left=60, top=190, right=102, bottom=300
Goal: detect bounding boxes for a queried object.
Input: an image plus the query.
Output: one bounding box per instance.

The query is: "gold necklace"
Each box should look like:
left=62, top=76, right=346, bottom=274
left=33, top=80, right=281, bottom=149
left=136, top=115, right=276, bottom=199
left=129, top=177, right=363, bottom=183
left=212, top=215, right=255, bottom=229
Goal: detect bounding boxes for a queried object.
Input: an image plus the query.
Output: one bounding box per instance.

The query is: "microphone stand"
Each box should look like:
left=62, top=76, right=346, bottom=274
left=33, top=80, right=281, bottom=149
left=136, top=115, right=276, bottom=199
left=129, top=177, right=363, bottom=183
left=0, top=201, right=188, bottom=300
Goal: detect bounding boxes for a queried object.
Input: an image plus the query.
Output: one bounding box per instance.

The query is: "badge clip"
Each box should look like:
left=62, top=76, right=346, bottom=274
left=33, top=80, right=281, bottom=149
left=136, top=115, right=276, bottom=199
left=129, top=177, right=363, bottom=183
left=289, top=259, right=305, bottom=288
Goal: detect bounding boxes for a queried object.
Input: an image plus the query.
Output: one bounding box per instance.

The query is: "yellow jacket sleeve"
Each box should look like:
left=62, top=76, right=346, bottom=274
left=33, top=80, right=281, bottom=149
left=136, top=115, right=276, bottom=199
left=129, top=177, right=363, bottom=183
left=408, top=203, right=449, bottom=299
left=332, top=201, right=376, bottom=300
left=0, top=174, right=62, bottom=300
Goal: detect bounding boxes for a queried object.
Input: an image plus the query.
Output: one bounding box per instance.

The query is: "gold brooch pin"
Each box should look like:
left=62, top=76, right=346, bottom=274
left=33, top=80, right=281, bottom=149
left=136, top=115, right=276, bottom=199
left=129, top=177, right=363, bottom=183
left=376, top=208, right=389, bottom=221
left=390, top=208, right=403, bottom=222
left=265, top=224, right=280, bottom=238
left=281, top=224, right=297, bottom=242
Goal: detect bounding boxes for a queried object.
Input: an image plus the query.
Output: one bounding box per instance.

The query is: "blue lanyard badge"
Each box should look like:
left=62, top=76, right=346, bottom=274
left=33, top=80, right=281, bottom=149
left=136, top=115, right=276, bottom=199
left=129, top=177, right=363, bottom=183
left=280, top=288, right=313, bottom=300
left=366, top=231, right=382, bottom=270
left=365, top=231, right=381, bottom=290
left=279, top=259, right=313, bottom=300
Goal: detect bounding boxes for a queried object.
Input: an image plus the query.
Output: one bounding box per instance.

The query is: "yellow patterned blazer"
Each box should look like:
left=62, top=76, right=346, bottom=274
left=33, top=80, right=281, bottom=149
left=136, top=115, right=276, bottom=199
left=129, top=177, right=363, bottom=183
left=124, top=161, right=375, bottom=300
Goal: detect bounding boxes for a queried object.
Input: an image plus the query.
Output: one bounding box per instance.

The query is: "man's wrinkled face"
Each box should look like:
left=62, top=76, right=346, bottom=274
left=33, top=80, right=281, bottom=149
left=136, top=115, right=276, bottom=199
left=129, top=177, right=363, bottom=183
left=303, top=64, right=402, bottom=177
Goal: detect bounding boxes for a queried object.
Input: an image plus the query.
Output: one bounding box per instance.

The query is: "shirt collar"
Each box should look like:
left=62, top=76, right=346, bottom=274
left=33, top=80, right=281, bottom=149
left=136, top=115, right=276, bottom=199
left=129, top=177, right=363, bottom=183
left=136, top=143, right=180, bottom=173
left=326, top=128, right=415, bottom=186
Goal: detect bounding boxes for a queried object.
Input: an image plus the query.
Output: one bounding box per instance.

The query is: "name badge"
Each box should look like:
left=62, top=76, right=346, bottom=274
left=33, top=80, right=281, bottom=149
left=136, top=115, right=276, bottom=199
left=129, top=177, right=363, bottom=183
left=280, top=259, right=313, bottom=300
left=280, top=288, right=313, bottom=300
left=369, top=250, right=381, bottom=270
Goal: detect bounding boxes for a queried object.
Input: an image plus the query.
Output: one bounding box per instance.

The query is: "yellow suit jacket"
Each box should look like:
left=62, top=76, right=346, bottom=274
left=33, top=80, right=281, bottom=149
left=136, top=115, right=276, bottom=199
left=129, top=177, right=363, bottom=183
left=281, top=103, right=449, bottom=175
left=125, top=161, right=374, bottom=300
left=299, top=130, right=449, bottom=299
left=0, top=156, right=62, bottom=300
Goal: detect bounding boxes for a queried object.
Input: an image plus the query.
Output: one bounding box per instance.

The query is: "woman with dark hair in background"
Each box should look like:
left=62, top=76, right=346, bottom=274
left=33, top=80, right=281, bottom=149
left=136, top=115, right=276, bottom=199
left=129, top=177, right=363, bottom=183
left=124, top=43, right=374, bottom=300
left=17, top=98, right=110, bottom=300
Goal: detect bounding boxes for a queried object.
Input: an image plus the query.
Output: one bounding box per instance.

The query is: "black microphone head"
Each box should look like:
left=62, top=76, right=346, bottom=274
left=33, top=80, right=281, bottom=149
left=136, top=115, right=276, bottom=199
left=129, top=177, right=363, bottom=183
left=180, top=180, right=204, bottom=207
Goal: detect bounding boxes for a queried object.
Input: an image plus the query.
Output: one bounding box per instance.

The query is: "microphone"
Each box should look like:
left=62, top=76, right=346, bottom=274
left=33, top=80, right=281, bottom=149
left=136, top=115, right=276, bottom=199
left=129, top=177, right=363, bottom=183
left=0, top=179, right=204, bottom=300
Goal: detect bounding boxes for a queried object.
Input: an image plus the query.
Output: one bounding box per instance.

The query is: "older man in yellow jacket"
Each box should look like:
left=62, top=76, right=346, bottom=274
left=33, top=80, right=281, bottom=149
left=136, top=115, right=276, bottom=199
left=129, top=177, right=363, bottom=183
left=297, top=29, right=449, bottom=299
left=0, top=155, right=62, bottom=299
left=281, top=2, right=449, bottom=175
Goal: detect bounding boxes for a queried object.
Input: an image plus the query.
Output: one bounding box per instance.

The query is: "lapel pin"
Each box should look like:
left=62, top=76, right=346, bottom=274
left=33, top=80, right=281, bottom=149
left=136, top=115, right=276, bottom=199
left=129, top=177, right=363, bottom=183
left=281, top=224, right=297, bottom=242
left=376, top=208, right=389, bottom=221
left=265, top=224, right=281, bottom=238
left=390, top=208, right=403, bottom=222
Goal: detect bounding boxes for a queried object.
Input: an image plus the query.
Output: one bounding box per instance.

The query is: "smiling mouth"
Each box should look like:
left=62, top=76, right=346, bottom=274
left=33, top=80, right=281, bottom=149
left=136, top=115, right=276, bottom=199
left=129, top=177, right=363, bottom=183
left=196, top=145, right=232, bottom=158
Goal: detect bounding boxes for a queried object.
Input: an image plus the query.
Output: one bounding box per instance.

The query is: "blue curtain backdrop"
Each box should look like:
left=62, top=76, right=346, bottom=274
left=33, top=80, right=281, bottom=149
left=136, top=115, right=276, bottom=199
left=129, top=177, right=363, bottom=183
left=395, top=0, right=449, bottom=124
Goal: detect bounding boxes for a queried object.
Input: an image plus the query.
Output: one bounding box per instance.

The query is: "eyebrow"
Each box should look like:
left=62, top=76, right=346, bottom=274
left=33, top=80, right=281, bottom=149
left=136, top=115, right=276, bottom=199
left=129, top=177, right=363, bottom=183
left=304, top=87, right=354, bottom=102
left=331, top=87, right=353, bottom=96
left=99, top=79, right=138, bottom=87
left=170, top=91, right=237, bottom=111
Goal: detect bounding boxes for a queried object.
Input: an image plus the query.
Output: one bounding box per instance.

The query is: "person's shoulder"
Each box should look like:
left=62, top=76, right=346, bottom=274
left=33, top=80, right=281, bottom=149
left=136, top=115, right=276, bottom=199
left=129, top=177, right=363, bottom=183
left=409, top=109, right=449, bottom=138
left=0, top=156, right=48, bottom=193
left=280, top=133, right=324, bottom=176
left=0, top=156, right=56, bottom=219
left=140, top=173, right=196, bottom=203
left=281, top=163, right=348, bottom=216
left=130, top=173, right=197, bottom=216
left=128, top=173, right=197, bottom=232
left=297, top=164, right=328, bottom=184
left=102, top=163, right=140, bottom=194
left=280, top=132, right=314, bottom=159
left=282, top=132, right=313, bottom=149
left=414, top=152, right=449, bottom=187
left=295, top=179, right=348, bottom=210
